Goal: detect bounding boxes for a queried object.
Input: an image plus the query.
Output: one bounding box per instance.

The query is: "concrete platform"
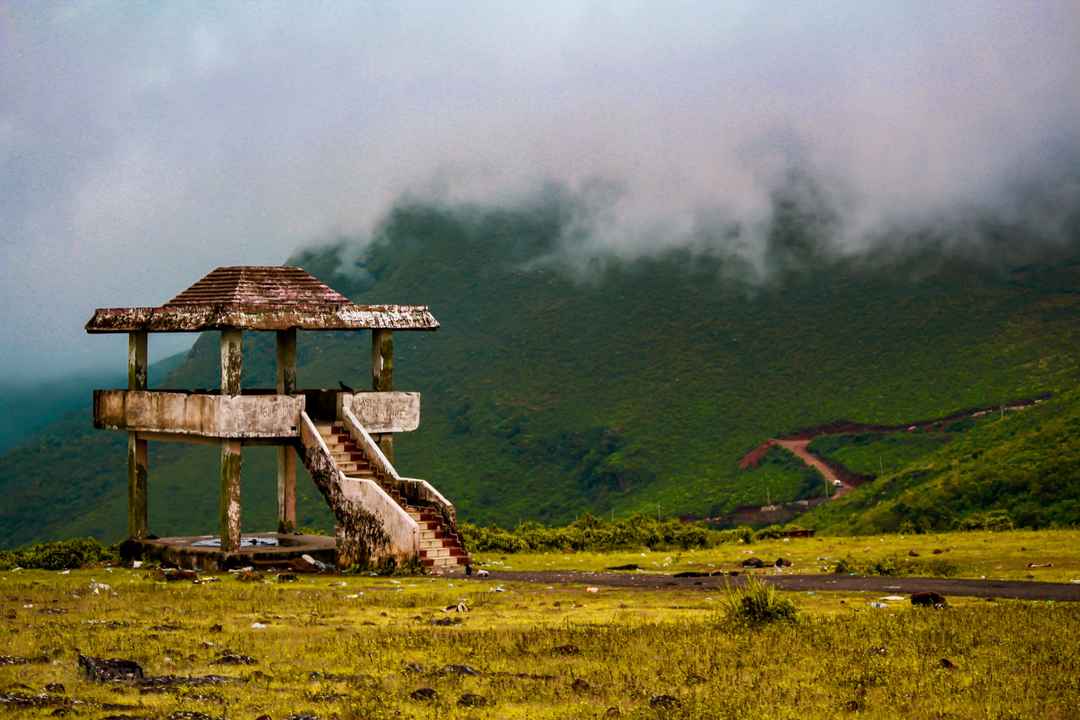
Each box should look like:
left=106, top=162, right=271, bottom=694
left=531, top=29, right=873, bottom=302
left=122, top=533, right=337, bottom=572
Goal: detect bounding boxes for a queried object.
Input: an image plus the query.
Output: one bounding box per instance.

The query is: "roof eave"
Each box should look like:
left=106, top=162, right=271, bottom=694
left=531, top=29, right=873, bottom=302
left=85, top=304, right=440, bottom=333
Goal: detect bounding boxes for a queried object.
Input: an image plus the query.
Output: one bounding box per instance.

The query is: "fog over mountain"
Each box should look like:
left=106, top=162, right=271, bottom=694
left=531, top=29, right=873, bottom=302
left=2, top=1, right=1078, bottom=382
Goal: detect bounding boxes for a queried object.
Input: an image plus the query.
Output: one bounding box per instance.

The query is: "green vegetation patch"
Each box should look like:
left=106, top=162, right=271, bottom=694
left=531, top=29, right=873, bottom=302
left=0, top=567, right=1077, bottom=718
left=808, top=431, right=955, bottom=477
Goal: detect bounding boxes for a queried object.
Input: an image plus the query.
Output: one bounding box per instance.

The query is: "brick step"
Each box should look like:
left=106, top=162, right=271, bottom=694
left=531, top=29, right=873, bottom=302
left=422, top=556, right=470, bottom=568
left=331, top=451, right=368, bottom=462
left=420, top=547, right=451, bottom=559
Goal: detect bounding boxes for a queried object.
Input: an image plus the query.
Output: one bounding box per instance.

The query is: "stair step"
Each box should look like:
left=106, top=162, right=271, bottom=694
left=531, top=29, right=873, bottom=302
left=420, top=547, right=451, bottom=559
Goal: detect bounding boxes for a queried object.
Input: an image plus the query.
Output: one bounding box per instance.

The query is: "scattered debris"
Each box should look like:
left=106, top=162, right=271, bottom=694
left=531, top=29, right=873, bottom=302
left=741, top=558, right=765, bottom=568
left=429, top=616, right=461, bottom=626
left=78, top=654, right=144, bottom=683
left=0, top=691, right=72, bottom=708
left=571, top=678, right=591, bottom=692
left=153, top=568, right=199, bottom=582
left=0, top=656, right=47, bottom=666
left=650, top=694, right=682, bottom=709
left=1027, top=562, right=1053, bottom=569
left=444, top=600, right=469, bottom=613
left=774, top=558, right=793, bottom=568
left=939, top=658, right=958, bottom=670
left=44, top=683, right=65, bottom=694
left=911, top=591, right=948, bottom=609
left=211, top=653, right=256, bottom=666
left=879, top=595, right=906, bottom=602
left=89, top=581, right=112, bottom=594
left=250, top=622, right=268, bottom=629
left=586, top=586, right=599, bottom=593
left=868, top=601, right=889, bottom=609
left=476, top=568, right=490, bottom=577
left=552, top=644, right=581, bottom=656
left=438, top=664, right=481, bottom=676
left=277, top=573, right=299, bottom=583
left=410, top=687, right=438, bottom=702
left=458, top=693, right=488, bottom=707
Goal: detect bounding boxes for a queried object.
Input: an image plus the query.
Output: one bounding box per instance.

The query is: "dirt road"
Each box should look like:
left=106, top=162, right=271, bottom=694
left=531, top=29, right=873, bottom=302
left=773, top=438, right=853, bottom=497
left=465, top=570, right=1080, bottom=602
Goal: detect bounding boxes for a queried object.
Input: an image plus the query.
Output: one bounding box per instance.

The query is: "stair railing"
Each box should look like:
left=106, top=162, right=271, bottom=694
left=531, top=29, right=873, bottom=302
left=341, top=407, right=458, bottom=527
left=298, top=411, right=419, bottom=563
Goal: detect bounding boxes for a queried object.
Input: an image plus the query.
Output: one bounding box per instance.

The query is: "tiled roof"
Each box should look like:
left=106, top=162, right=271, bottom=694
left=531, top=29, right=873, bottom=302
left=167, top=266, right=351, bottom=306
left=86, top=266, right=439, bottom=333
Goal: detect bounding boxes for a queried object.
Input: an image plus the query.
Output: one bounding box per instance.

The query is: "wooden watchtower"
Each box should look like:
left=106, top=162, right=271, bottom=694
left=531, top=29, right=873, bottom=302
left=86, top=266, right=469, bottom=571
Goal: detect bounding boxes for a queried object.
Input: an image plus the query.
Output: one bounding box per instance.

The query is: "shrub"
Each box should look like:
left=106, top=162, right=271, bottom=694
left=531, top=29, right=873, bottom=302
left=460, top=515, right=752, bottom=553
left=719, top=575, right=798, bottom=627
left=0, top=538, right=117, bottom=570
left=956, top=511, right=1014, bottom=532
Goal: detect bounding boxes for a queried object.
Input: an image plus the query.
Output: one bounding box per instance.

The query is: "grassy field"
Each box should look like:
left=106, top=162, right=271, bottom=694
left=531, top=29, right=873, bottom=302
left=2, top=568, right=1078, bottom=719
left=473, top=528, right=1080, bottom=583
left=2, top=528, right=1079, bottom=718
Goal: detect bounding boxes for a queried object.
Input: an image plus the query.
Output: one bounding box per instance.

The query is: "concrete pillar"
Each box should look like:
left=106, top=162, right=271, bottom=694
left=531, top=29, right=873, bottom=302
left=219, top=329, right=242, bottom=551
left=276, top=329, right=297, bottom=533
left=127, top=332, right=148, bottom=539
left=220, top=440, right=242, bottom=553
left=220, top=329, right=242, bottom=395
left=371, top=329, right=394, bottom=462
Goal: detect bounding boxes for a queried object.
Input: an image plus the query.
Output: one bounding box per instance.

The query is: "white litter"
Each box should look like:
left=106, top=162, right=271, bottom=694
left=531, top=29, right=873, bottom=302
left=60, top=569, right=71, bottom=575
left=879, top=595, right=906, bottom=602
left=251, top=622, right=267, bottom=629
left=868, top=602, right=889, bottom=609
left=131, top=561, right=143, bottom=569
left=491, top=585, right=506, bottom=593
left=476, top=569, right=490, bottom=577
left=586, top=587, right=599, bottom=593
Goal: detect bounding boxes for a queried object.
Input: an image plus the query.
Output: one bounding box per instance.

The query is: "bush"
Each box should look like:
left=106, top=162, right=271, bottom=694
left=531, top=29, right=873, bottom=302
left=956, top=511, right=1014, bottom=532
left=0, top=538, right=117, bottom=570
left=831, top=554, right=959, bottom=577
left=719, top=575, right=798, bottom=627
left=460, top=515, right=753, bottom=553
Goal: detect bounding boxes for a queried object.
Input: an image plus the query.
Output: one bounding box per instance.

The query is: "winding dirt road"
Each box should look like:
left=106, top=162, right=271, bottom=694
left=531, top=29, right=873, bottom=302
left=464, top=570, right=1080, bottom=602
left=773, top=438, right=853, bottom=497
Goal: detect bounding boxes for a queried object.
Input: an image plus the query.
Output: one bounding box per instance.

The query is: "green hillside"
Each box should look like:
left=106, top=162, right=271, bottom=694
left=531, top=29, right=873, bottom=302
left=1, top=192, right=1078, bottom=547
left=806, top=388, right=1080, bottom=532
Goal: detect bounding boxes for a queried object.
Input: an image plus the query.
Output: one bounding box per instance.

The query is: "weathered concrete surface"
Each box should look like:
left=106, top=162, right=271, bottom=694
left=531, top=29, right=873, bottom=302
left=126, top=331, right=149, bottom=539
left=277, top=446, right=297, bottom=533
left=219, top=440, right=242, bottom=553
left=371, top=329, right=395, bottom=460
left=339, top=391, right=420, bottom=433
left=220, top=329, right=242, bottom=395
left=86, top=303, right=439, bottom=333
left=124, top=533, right=336, bottom=572
left=341, top=408, right=459, bottom=530
left=298, top=411, right=418, bottom=567
left=127, top=332, right=148, bottom=391
left=94, top=390, right=304, bottom=438
left=127, top=435, right=148, bottom=539
left=276, top=329, right=297, bottom=532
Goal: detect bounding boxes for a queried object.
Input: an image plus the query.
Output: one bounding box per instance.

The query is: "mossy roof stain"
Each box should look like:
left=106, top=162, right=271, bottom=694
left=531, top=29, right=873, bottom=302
left=85, top=266, right=439, bottom=333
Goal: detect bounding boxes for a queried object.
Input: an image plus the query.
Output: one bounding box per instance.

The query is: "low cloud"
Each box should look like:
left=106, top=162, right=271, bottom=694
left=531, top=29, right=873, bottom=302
left=1, top=2, right=1078, bottom=380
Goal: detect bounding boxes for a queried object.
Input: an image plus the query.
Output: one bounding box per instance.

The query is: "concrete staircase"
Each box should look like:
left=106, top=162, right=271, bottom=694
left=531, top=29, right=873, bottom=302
left=315, top=422, right=470, bottom=571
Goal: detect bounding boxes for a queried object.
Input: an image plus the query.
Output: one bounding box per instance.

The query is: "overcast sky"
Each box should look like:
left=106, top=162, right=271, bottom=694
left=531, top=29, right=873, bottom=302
left=2, top=2, right=1078, bottom=382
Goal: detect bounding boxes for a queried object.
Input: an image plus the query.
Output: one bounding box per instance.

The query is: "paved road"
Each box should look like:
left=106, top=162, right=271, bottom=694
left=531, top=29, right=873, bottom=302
left=463, top=570, right=1080, bottom=602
